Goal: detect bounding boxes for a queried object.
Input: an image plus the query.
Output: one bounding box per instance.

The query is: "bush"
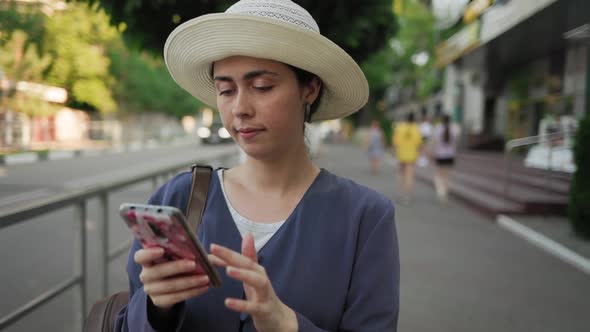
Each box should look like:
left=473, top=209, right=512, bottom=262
left=569, top=111, right=590, bottom=239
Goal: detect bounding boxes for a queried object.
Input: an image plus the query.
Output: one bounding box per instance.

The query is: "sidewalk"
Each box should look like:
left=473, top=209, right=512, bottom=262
left=314, top=144, right=590, bottom=332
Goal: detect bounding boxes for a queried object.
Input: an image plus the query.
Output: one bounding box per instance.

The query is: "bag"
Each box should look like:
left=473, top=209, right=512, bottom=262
left=83, top=165, right=213, bottom=332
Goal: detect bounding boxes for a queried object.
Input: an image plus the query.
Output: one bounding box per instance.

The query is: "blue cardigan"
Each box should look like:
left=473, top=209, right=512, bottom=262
left=115, top=168, right=399, bottom=331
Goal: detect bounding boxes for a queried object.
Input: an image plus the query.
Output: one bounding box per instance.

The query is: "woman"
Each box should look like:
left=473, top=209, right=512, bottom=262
left=366, top=120, right=385, bottom=174
left=429, top=114, right=458, bottom=203
left=393, top=113, right=422, bottom=203
left=115, top=1, right=399, bottom=331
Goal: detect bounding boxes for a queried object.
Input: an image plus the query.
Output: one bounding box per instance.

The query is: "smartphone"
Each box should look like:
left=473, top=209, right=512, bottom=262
left=120, top=203, right=221, bottom=287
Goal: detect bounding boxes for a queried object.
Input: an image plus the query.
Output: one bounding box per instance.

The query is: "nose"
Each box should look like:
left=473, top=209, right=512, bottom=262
left=232, top=90, right=254, bottom=119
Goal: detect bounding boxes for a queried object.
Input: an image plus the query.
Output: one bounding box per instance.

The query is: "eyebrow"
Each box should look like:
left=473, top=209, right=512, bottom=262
left=213, top=70, right=279, bottom=82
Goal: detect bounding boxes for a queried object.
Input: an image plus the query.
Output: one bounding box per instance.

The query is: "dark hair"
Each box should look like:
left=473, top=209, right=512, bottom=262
left=403, top=113, right=416, bottom=140
left=442, top=114, right=451, bottom=144
left=287, top=64, right=323, bottom=123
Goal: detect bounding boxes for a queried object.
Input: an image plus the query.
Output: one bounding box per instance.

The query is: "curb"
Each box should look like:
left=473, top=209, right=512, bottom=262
left=0, top=137, right=197, bottom=166
left=497, top=214, right=590, bottom=276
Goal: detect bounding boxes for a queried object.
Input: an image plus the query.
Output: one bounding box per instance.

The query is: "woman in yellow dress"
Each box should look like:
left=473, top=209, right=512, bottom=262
left=393, top=113, right=422, bottom=203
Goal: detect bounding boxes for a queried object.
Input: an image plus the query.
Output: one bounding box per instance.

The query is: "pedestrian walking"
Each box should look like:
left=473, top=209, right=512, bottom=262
left=393, top=112, right=422, bottom=204
left=114, top=0, right=399, bottom=331
left=366, top=120, right=385, bottom=174
left=428, top=114, right=459, bottom=203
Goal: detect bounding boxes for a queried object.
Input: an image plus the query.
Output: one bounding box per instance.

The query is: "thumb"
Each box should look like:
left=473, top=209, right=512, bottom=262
left=241, top=233, right=257, bottom=263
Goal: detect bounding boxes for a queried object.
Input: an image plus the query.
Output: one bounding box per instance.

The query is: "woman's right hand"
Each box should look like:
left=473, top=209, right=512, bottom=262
left=134, top=247, right=210, bottom=311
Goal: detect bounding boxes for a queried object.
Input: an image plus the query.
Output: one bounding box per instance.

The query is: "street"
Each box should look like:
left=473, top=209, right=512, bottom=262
left=1, top=143, right=589, bottom=331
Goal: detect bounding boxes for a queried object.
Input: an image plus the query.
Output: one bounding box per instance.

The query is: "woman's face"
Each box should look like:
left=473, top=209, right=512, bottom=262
left=213, top=56, right=320, bottom=160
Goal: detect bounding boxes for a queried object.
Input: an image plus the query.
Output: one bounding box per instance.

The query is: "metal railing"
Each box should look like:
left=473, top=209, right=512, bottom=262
left=0, top=147, right=237, bottom=330
left=503, top=131, right=573, bottom=210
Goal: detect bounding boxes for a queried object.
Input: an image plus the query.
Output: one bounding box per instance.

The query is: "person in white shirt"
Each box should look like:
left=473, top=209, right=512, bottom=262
left=418, top=115, right=433, bottom=167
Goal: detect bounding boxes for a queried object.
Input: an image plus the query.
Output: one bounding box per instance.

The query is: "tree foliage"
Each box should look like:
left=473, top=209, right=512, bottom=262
left=0, top=1, right=45, bottom=46
left=43, top=3, right=119, bottom=112
left=80, top=0, right=397, bottom=65
left=0, top=30, right=51, bottom=83
left=569, top=111, right=590, bottom=238
left=359, top=0, right=438, bottom=126
left=389, top=0, right=439, bottom=100
left=1, top=1, right=203, bottom=117
left=108, top=47, right=203, bottom=116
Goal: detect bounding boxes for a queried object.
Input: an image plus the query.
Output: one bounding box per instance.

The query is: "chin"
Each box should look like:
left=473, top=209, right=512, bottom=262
left=240, top=145, right=279, bottom=161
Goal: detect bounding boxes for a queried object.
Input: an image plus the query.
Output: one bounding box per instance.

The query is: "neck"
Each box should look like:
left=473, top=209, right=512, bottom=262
left=236, top=142, right=320, bottom=195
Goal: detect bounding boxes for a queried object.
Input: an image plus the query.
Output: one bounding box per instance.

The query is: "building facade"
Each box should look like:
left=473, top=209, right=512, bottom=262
left=436, top=0, right=589, bottom=149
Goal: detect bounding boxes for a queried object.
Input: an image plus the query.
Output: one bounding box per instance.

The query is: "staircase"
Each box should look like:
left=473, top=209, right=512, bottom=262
left=415, top=151, right=572, bottom=217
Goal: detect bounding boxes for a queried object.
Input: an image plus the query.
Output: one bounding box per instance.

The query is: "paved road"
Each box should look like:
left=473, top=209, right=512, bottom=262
left=0, top=143, right=237, bottom=210
left=1, top=143, right=589, bottom=331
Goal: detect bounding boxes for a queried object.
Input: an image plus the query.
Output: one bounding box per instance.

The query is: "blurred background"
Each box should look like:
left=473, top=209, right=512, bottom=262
left=0, top=0, right=589, bottom=331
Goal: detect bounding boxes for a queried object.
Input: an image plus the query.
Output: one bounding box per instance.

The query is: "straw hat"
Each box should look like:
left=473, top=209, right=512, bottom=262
left=164, top=0, right=369, bottom=122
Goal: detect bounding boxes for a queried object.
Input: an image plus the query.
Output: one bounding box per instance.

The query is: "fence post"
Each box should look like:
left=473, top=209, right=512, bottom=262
left=503, top=143, right=512, bottom=210
left=100, top=193, right=109, bottom=297
left=75, top=201, right=88, bottom=328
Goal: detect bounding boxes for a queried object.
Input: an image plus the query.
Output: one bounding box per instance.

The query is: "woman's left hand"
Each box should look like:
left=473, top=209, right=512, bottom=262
left=209, top=234, right=298, bottom=332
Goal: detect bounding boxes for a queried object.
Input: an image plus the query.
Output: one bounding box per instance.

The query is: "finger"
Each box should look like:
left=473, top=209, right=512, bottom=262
left=140, top=260, right=198, bottom=283
left=208, top=254, right=227, bottom=267
left=134, top=247, right=164, bottom=265
left=144, top=275, right=209, bottom=296
left=224, top=297, right=264, bottom=315
left=241, top=233, right=257, bottom=263
left=150, top=285, right=209, bottom=309
left=210, top=244, right=260, bottom=272
left=226, top=266, right=267, bottom=290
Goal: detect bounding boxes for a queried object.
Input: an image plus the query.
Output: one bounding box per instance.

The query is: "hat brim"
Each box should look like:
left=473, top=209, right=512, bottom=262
left=164, top=14, right=369, bottom=122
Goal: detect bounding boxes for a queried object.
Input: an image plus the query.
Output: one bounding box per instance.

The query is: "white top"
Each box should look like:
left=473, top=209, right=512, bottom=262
left=431, top=124, right=458, bottom=159
left=217, top=169, right=286, bottom=252
left=419, top=122, right=433, bottom=138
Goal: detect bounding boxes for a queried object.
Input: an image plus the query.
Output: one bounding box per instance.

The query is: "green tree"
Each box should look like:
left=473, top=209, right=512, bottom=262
left=0, top=1, right=45, bottom=46
left=359, top=0, right=438, bottom=127
left=569, top=112, right=590, bottom=238
left=0, top=30, right=57, bottom=116
left=390, top=0, right=439, bottom=99
left=43, top=2, right=119, bottom=112
left=108, top=47, right=202, bottom=117
left=0, top=30, right=52, bottom=83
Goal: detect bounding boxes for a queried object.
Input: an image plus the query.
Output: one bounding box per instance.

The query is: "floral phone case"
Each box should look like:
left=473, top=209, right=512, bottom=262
left=120, top=203, right=221, bottom=287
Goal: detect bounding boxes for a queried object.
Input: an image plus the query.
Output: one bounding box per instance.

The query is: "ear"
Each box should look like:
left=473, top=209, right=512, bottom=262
left=303, top=76, right=322, bottom=105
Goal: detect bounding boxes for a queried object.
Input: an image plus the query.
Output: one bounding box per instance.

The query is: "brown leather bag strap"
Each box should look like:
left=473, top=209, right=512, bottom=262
left=186, top=165, right=213, bottom=231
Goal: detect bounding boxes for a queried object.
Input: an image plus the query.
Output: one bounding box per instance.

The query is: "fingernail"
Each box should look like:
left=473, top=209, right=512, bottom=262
left=186, top=261, right=196, bottom=269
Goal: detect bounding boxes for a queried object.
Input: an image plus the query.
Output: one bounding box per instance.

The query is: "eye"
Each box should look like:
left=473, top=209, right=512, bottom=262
left=219, top=89, right=235, bottom=96
left=254, top=86, right=273, bottom=92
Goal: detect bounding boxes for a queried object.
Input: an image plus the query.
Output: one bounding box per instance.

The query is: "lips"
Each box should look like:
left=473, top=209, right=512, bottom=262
left=236, top=127, right=265, bottom=139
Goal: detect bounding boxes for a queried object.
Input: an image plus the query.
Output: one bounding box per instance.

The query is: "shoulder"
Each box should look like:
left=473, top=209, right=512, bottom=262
left=147, top=171, right=193, bottom=210
left=318, top=170, right=395, bottom=223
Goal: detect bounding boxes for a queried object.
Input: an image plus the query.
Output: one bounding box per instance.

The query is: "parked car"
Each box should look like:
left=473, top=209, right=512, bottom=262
left=197, top=122, right=233, bottom=144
